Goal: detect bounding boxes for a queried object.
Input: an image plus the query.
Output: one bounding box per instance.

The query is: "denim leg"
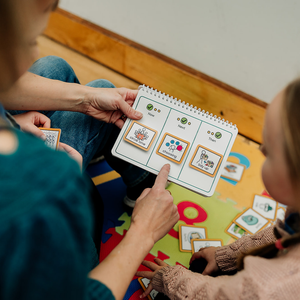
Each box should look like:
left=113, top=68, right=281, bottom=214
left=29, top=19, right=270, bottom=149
left=9, top=55, right=148, bottom=185
left=29, top=55, right=80, bottom=83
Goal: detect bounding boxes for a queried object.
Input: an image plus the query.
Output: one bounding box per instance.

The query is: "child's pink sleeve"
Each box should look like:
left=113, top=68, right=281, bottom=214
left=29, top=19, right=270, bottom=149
left=215, top=219, right=285, bottom=272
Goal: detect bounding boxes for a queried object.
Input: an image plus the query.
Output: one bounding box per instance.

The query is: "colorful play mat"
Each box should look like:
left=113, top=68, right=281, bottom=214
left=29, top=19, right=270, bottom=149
left=86, top=134, right=269, bottom=299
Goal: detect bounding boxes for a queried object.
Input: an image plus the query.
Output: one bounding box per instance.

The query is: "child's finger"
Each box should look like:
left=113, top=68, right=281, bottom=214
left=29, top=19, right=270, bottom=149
left=153, top=258, right=169, bottom=267
left=141, top=260, right=160, bottom=271
left=189, top=250, right=204, bottom=265
left=141, top=282, right=153, bottom=298
left=135, top=270, right=154, bottom=278
left=202, top=264, right=214, bottom=276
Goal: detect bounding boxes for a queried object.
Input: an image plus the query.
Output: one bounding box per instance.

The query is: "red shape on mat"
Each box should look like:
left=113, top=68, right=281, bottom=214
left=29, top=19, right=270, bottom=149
left=168, top=201, right=208, bottom=239
left=262, top=190, right=272, bottom=198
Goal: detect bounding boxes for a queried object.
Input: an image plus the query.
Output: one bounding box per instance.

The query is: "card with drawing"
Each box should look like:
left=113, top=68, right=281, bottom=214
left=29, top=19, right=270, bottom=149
left=178, top=224, right=207, bottom=252
left=124, top=121, right=157, bottom=151
left=138, top=277, right=158, bottom=300
left=221, top=161, right=245, bottom=182
left=191, top=238, right=223, bottom=254
left=276, top=207, right=286, bottom=221
left=39, top=128, right=61, bottom=150
left=225, top=222, right=249, bottom=239
left=233, top=208, right=269, bottom=235
left=252, top=195, right=278, bottom=220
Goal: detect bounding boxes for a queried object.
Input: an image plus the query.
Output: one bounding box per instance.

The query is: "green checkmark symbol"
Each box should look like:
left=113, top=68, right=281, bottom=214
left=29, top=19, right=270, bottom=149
left=215, top=132, right=222, bottom=139
left=147, top=104, right=153, bottom=111
left=181, top=117, right=188, bottom=124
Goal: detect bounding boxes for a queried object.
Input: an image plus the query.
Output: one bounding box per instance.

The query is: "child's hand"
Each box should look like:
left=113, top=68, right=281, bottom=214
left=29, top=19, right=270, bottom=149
left=189, top=247, right=219, bottom=275
left=136, top=258, right=169, bottom=298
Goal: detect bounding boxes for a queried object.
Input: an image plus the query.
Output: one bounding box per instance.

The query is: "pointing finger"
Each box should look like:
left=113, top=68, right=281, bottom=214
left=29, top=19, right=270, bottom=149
left=153, top=164, right=170, bottom=190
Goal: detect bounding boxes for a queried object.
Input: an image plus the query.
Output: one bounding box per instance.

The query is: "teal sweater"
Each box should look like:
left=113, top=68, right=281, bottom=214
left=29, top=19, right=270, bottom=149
left=0, top=129, right=114, bottom=300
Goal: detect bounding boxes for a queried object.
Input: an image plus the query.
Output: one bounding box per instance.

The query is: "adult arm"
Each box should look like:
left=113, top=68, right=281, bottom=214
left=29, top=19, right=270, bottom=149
left=89, top=164, right=179, bottom=300
left=0, top=72, right=142, bottom=128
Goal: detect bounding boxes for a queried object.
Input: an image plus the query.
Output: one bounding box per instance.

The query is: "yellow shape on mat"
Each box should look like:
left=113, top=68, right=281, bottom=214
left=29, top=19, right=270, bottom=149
left=92, top=170, right=120, bottom=186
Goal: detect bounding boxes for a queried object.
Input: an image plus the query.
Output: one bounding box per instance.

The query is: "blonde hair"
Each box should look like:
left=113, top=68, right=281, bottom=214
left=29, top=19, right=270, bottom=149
left=281, top=79, right=300, bottom=185
left=237, top=79, right=300, bottom=269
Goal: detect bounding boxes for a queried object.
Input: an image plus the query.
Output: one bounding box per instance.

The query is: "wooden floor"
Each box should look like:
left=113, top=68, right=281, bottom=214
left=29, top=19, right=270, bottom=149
left=37, top=35, right=140, bottom=89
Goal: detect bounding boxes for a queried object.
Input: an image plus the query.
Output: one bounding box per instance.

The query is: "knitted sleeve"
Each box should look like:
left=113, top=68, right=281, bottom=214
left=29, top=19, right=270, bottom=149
left=151, top=248, right=300, bottom=300
left=151, top=264, right=259, bottom=299
left=215, top=220, right=285, bottom=272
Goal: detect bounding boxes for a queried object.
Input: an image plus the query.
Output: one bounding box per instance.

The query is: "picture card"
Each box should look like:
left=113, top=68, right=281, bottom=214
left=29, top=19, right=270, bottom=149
left=221, top=161, right=245, bottom=182
left=276, top=207, right=286, bottom=221
left=138, top=277, right=158, bottom=300
left=156, top=132, right=190, bottom=164
left=189, top=145, right=223, bottom=177
left=226, top=222, right=249, bottom=239
left=191, top=238, right=223, bottom=254
left=39, top=128, right=61, bottom=150
left=234, top=208, right=269, bottom=235
left=179, top=224, right=207, bottom=252
left=124, top=121, right=157, bottom=151
left=252, top=195, right=278, bottom=220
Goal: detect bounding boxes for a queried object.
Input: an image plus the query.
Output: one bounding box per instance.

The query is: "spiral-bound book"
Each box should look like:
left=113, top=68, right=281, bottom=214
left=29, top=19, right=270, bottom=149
left=112, top=85, right=238, bottom=197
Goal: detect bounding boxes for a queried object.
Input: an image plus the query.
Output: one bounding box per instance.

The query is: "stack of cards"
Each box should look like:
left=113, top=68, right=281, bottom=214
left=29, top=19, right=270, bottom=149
left=178, top=224, right=222, bottom=254
left=226, top=195, right=286, bottom=238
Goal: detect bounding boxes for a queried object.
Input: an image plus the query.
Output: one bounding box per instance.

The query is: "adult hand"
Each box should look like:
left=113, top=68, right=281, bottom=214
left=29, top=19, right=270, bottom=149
left=130, top=164, right=179, bottom=245
left=83, top=87, right=142, bottom=129
left=136, top=258, right=169, bottom=298
left=13, top=111, right=50, bottom=140
left=189, top=247, right=219, bottom=275
left=58, top=142, right=83, bottom=171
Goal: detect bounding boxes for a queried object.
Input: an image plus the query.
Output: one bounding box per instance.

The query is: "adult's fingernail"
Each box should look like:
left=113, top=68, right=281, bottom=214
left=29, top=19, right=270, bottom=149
left=135, top=111, right=143, bottom=118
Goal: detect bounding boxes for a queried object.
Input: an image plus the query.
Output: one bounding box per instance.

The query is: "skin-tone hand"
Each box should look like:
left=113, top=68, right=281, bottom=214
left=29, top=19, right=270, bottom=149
left=89, top=164, right=179, bottom=300
left=58, top=142, right=83, bottom=172
left=190, top=246, right=219, bottom=275
left=136, top=247, right=220, bottom=298
left=13, top=111, right=50, bottom=140
left=136, top=258, right=170, bottom=298
left=1, top=73, right=142, bottom=129
left=83, top=87, right=142, bottom=129
left=13, top=111, right=83, bottom=170
left=130, top=164, right=179, bottom=244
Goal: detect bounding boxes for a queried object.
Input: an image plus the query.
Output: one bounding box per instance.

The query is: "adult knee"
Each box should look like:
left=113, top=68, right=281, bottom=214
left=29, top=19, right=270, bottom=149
left=86, top=79, right=116, bottom=89
left=29, top=56, right=79, bottom=83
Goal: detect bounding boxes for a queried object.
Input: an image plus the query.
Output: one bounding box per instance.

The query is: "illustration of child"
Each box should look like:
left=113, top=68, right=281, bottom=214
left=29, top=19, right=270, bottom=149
left=136, top=79, right=300, bottom=299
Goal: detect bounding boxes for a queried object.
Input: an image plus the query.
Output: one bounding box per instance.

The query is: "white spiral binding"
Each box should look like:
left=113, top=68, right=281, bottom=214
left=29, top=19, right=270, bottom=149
left=140, top=85, right=237, bottom=129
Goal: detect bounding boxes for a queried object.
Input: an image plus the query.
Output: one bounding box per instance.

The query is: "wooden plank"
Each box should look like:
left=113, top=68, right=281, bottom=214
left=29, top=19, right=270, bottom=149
left=37, top=35, right=139, bottom=88
left=43, top=8, right=266, bottom=143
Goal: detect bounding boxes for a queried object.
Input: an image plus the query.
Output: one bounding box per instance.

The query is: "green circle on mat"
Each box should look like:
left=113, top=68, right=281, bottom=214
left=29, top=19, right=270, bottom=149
left=184, top=207, right=199, bottom=219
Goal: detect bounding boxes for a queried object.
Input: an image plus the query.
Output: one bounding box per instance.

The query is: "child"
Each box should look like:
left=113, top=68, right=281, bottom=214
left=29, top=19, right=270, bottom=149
left=137, top=81, right=300, bottom=299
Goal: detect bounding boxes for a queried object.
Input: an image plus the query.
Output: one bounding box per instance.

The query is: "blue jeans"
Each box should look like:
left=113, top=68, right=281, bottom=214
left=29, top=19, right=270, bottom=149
left=9, top=55, right=148, bottom=187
